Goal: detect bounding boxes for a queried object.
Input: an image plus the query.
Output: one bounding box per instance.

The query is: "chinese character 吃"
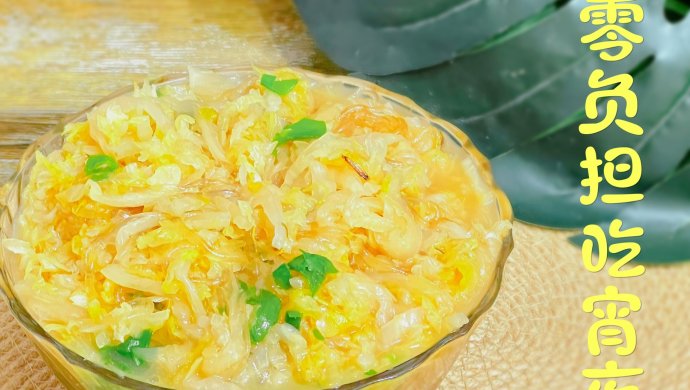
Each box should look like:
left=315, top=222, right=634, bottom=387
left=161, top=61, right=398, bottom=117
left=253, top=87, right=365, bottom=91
left=582, top=219, right=645, bottom=277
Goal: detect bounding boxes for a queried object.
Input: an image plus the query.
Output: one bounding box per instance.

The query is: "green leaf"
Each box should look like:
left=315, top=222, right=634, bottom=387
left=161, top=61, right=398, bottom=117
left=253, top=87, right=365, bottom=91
left=365, top=369, right=378, bottom=376
left=571, top=164, right=690, bottom=264
left=261, top=74, right=299, bottom=95
left=298, top=0, right=690, bottom=262
left=665, top=0, right=690, bottom=21
left=313, top=328, right=325, bottom=340
left=85, top=154, right=118, bottom=181
left=100, top=330, right=152, bottom=371
left=274, top=118, right=327, bottom=146
left=285, top=310, right=302, bottom=329
left=272, top=263, right=292, bottom=290
left=295, top=0, right=555, bottom=75
left=288, top=251, right=338, bottom=295
left=245, top=289, right=282, bottom=343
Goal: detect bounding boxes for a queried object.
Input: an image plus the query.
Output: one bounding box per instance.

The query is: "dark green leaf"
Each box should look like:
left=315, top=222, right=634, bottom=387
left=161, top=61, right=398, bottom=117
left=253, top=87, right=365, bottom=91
left=272, top=264, right=292, bottom=290
left=100, top=330, right=152, bottom=371
left=261, top=74, right=299, bottom=95
left=85, top=154, right=118, bottom=181
left=295, top=0, right=554, bottom=75
left=571, top=164, right=690, bottom=263
left=288, top=251, right=338, bottom=295
left=247, top=289, right=282, bottom=343
left=285, top=310, right=302, bottom=329
left=274, top=118, right=327, bottom=146
left=300, top=0, right=690, bottom=262
left=313, top=328, right=325, bottom=340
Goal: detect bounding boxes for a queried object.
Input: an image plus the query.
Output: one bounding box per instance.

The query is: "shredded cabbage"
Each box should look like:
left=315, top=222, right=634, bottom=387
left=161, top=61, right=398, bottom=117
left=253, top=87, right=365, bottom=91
left=12, top=68, right=508, bottom=389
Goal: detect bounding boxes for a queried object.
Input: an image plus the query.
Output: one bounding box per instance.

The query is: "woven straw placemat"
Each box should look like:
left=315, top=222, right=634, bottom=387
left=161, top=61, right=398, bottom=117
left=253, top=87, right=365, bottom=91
left=2, top=222, right=688, bottom=389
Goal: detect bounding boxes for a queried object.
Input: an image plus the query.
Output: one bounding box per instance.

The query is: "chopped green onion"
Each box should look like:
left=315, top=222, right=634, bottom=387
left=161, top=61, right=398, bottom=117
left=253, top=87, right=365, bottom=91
left=313, top=328, right=325, bottom=341
left=241, top=286, right=282, bottom=344
left=239, top=280, right=256, bottom=299
left=250, top=290, right=282, bottom=343
left=272, top=263, right=292, bottom=290
left=85, top=154, right=118, bottom=181
left=100, top=329, right=152, bottom=371
left=260, top=74, right=298, bottom=96
left=365, top=369, right=378, bottom=376
left=288, top=251, right=338, bottom=295
left=285, top=310, right=302, bottom=330
left=273, top=118, right=327, bottom=146
left=386, top=353, right=399, bottom=364
left=155, top=85, right=175, bottom=97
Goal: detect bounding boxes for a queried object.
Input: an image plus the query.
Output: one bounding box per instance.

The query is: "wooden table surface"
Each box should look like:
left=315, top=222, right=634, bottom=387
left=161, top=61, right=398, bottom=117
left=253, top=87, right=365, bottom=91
left=1, top=1, right=689, bottom=389
left=0, top=0, right=339, bottom=184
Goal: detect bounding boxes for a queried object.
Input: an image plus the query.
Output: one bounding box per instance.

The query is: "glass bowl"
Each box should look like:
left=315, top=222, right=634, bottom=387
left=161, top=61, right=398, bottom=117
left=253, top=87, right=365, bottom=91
left=0, top=68, right=513, bottom=390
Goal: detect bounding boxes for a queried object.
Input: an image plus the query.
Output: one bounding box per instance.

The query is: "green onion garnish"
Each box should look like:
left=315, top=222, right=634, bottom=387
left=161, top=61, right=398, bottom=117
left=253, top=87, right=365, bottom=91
left=273, top=118, right=327, bottom=146
left=287, top=251, right=338, bottom=295
left=272, top=263, right=292, bottom=290
left=261, top=74, right=299, bottom=96
left=85, top=154, right=118, bottom=181
left=285, top=310, right=302, bottom=330
left=240, top=284, right=282, bottom=344
left=100, top=329, right=152, bottom=371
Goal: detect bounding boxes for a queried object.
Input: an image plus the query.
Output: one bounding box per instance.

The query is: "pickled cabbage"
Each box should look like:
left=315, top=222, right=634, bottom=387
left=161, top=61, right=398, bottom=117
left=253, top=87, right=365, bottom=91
left=7, top=68, right=509, bottom=389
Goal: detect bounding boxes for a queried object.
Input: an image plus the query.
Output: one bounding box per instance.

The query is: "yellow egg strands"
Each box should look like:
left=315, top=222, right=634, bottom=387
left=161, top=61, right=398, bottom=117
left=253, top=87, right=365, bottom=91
left=7, top=68, right=503, bottom=388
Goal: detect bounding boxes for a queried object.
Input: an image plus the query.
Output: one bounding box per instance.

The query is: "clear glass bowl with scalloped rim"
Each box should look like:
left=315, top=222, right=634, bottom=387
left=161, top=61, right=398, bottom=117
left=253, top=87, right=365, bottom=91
left=0, top=68, right=512, bottom=390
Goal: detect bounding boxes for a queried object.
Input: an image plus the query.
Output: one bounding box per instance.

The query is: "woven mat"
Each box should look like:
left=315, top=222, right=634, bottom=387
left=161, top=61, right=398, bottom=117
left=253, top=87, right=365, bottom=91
left=2, top=223, right=688, bottom=389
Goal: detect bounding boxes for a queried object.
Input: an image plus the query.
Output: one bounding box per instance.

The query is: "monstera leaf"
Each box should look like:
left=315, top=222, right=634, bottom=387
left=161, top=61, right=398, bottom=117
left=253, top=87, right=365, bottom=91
left=296, top=0, right=690, bottom=262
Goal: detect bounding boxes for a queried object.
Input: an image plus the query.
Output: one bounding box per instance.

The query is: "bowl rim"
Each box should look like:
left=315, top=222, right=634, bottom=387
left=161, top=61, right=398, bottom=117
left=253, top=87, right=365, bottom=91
left=0, top=66, right=514, bottom=390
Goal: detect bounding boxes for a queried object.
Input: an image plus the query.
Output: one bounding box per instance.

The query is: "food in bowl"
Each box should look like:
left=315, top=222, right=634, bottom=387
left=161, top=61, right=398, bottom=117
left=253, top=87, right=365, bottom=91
left=2, top=68, right=511, bottom=389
